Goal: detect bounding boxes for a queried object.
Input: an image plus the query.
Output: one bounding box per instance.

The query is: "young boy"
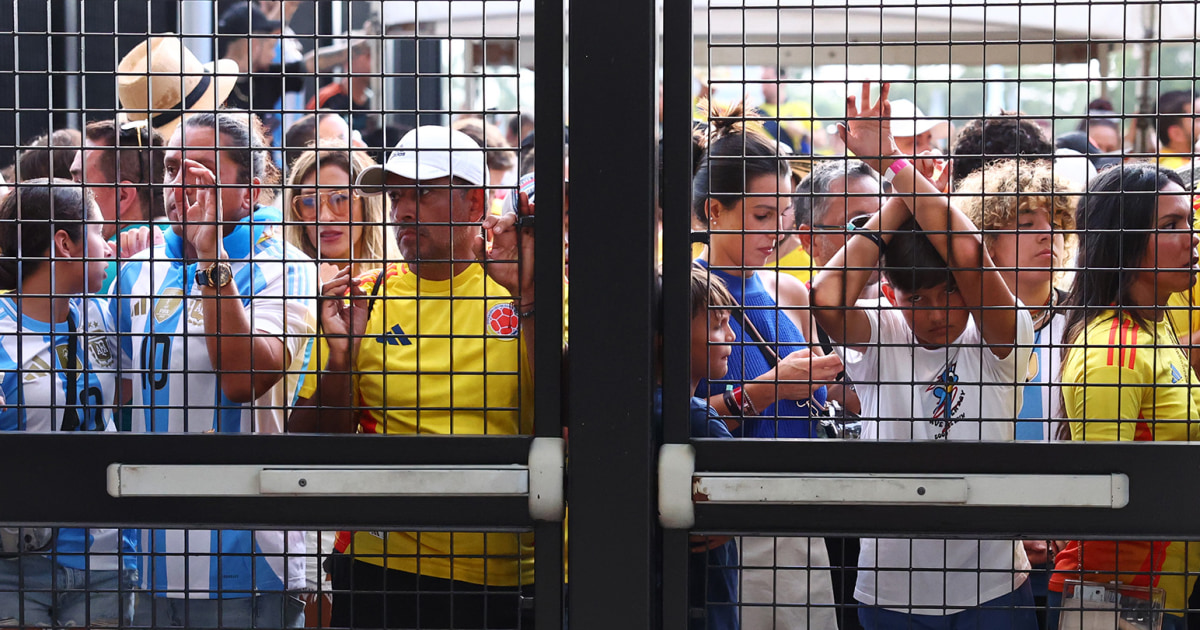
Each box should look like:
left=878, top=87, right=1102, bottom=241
left=660, top=264, right=740, bottom=630
left=810, top=84, right=1036, bottom=630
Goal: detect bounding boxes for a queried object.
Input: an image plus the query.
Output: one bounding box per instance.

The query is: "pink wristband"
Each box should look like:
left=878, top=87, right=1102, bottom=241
left=883, top=158, right=911, bottom=183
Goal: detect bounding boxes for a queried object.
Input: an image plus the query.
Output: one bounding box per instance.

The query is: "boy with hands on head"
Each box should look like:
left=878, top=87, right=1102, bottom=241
left=810, top=83, right=1036, bottom=630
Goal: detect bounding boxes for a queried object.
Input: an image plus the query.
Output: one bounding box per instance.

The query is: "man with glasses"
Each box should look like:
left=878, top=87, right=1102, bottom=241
left=288, top=126, right=537, bottom=630
left=70, top=119, right=168, bottom=293
left=796, top=159, right=882, bottom=276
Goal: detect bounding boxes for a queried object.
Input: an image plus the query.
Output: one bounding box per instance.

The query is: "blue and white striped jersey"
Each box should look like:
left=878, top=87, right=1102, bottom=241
left=0, top=295, right=136, bottom=571
left=109, top=207, right=318, bottom=598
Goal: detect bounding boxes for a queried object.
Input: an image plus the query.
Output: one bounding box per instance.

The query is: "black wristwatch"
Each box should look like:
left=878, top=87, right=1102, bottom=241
left=195, top=262, right=233, bottom=289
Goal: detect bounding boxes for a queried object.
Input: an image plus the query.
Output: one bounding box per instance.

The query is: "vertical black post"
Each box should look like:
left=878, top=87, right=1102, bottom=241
left=660, top=0, right=695, bottom=627
left=533, top=0, right=566, bottom=625
left=568, top=0, right=660, bottom=627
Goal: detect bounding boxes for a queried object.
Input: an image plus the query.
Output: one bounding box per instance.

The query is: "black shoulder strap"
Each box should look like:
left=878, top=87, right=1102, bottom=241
left=364, top=263, right=389, bottom=316
left=59, top=312, right=80, bottom=432
left=727, top=298, right=779, bottom=369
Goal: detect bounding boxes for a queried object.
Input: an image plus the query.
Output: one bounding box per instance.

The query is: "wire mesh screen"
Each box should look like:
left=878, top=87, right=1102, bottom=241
left=0, top=0, right=547, bottom=628
left=4, top=0, right=1200, bottom=628
left=685, top=530, right=1200, bottom=630
left=681, top=0, right=1200, bottom=629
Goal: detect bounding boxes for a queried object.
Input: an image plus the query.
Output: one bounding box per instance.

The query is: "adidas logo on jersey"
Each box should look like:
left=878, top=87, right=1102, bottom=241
left=376, top=324, right=412, bottom=346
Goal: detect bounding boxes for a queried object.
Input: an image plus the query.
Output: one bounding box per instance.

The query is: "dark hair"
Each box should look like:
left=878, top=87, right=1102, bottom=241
left=881, top=217, right=954, bottom=294
left=507, top=113, right=534, bottom=141
left=692, top=103, right=789, bottom=222
left=83, top=120, right=167, bottom=220
left=17, top=129, right=83, bottom=182
left=181, top=111, right=276, bottom=187
left=1061, top=163, right=1186, bottom=349
left=1156, top=90, right=1194, bottom=146
left=690, top=263, right=736, bottom=319
left=951, top=116, right=1054, bottom=186
left=0, top=179, right=92, bottom=290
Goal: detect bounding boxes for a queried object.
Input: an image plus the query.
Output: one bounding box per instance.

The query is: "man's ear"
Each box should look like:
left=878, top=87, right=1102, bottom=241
left=879, top=281, right=897, bottom=307
left=244, top=177, right=263, bottom=211
left=797, top=223, right=814, bottom=254
left=117, top=182, right=141, bottom=222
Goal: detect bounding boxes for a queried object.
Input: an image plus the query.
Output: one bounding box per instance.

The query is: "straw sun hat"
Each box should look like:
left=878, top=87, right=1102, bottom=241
left=116, top=35, right=239, bottom=138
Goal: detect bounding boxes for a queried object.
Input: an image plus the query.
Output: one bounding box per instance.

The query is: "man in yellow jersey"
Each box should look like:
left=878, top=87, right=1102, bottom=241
left=288, top=126, right=536, bottom=630
left=1156, top=90, right=1196, bottom=171
left=757, top=67, right=815, bottom=153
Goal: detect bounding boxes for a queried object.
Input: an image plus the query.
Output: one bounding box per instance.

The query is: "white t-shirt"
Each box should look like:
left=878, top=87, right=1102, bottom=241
left=839, top=300, right=1034, bottom=613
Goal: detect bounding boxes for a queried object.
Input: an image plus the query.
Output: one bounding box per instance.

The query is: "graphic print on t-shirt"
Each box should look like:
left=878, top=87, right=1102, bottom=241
left=926, top=360, right=964, bottom=437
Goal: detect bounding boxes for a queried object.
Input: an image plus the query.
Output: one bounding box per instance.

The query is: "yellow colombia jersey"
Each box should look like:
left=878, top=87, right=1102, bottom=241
left=1158, top=154, right=1192, bottom=172
left=758, top=101, right=814, bottom=134
left=335, top=262, right=534, bottom=587
left=772, top=244, right=812, bottom=284
left=1060, top=311, right=1200, bottom=613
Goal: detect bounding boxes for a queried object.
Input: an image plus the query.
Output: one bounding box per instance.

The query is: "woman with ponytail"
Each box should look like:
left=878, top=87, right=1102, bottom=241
left=693, top=103, right=842, bottom=436
left=1047, top=164, right=1200, bottom=630
left=692, top=104, right=842, bottom=630
left=0, top=179, right=135, bottom=628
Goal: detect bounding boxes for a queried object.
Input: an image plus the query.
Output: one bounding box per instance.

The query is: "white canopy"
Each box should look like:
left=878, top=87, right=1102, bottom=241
left=379, top=0, right=1199, bottom=67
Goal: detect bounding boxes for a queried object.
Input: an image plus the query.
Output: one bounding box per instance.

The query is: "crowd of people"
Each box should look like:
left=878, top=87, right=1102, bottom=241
left=682, top=82, right=1200, bottom=630
left=1, top=2, right=1200, bottom=630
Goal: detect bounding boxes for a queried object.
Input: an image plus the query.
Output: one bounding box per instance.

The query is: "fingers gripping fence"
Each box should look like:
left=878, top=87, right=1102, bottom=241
left=0, top=0, right=1199, bottom=630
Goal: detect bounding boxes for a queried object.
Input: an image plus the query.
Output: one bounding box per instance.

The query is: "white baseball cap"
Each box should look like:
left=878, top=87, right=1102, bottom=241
left=888, top=99, right=947, bottom=138
left=357, top=125, right=489, bottom=194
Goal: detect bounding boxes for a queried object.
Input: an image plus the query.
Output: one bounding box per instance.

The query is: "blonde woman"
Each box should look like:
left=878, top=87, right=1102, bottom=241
left=284, top=149, right=401, bottom=279
left=282, top=149, right=399, bottom=628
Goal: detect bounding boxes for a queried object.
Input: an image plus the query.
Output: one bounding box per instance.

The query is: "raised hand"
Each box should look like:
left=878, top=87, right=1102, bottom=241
left=176, top=159, right=223, bottom=261
left=913, top=149, right=951, bottom=192
left=476, top=191, right=536, bottom=306
left=837, top=82, right=901, bottom=171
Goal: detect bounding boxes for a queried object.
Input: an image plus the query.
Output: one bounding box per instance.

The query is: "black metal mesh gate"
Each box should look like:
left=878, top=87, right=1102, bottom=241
left=1, top=1, right=1199, bottom=629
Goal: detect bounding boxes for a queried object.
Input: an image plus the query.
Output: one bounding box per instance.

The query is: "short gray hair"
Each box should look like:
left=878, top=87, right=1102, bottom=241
left=793, top=159, right=878, bottom=229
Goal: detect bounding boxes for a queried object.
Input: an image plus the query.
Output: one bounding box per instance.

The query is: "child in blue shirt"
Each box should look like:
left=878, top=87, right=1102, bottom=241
left=658, top=264, right=741, bottom=630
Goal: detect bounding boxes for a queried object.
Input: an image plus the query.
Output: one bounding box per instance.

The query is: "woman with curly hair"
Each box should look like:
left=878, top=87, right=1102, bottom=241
left=955, top=159, right=1079, bottom=628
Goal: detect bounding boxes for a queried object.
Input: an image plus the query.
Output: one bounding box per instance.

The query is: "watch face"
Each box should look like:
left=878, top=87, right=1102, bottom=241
left=215, top=264, right=232, bottom=286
